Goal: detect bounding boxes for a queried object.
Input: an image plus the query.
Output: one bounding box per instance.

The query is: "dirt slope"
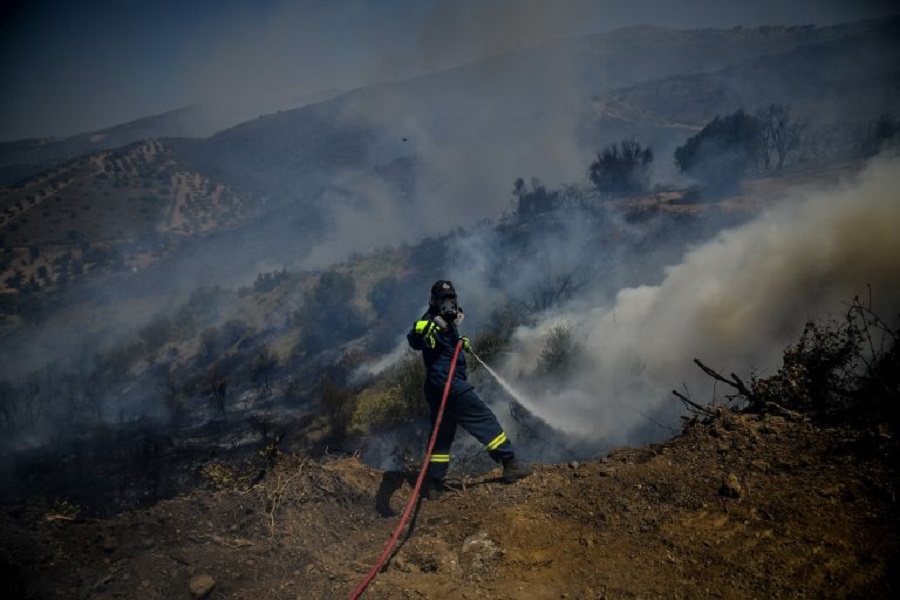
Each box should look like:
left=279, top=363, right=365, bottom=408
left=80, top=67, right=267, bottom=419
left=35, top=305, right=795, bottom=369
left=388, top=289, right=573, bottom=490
left=3, top=409, right=897, bottom=599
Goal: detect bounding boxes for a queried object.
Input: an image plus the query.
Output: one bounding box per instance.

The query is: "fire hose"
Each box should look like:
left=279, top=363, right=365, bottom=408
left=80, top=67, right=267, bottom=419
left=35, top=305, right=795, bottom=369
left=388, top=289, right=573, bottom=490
left=348, top=339, right=464, bottom=600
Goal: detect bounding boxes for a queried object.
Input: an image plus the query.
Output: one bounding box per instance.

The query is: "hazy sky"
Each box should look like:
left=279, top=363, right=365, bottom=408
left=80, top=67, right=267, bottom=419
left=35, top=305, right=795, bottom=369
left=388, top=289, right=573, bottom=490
left=1, top=0, right=895, bottom=141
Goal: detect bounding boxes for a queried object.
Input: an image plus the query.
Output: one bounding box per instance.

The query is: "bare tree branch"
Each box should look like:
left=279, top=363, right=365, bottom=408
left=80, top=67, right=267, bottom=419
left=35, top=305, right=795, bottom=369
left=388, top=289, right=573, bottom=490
left=693, top=358, right=757, bottom=404
left=672, top=388, right=715, bottom=417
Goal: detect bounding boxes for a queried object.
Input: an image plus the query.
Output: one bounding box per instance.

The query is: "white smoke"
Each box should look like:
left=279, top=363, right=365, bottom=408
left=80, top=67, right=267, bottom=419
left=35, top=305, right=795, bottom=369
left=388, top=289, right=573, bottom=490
left=502, top=156, right=900, bottom=442
left=350, top=341, right=412, bottom=383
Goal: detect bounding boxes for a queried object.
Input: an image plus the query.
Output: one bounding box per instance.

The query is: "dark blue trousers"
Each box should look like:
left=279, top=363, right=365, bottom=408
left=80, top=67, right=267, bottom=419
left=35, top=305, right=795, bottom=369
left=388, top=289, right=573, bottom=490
left=425, top=387, right=514, bottom=481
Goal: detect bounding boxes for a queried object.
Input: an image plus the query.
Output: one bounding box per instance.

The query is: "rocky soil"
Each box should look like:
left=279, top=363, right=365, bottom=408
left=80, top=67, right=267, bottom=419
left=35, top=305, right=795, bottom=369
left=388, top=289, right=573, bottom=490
left=2, top=408, right=898, bottom=599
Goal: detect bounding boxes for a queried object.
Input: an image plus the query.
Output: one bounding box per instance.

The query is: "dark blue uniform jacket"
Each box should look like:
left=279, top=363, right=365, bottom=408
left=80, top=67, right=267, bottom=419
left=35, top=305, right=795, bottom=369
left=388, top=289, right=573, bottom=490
left=407, top=308, right=473, bottom=400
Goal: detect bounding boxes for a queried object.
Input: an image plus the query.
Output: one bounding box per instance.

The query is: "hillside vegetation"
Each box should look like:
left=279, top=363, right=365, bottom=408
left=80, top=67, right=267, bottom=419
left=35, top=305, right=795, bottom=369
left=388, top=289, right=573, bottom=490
left=1, top=17, right=899, bottom=599
left=0, top=140, right=249, bottom=300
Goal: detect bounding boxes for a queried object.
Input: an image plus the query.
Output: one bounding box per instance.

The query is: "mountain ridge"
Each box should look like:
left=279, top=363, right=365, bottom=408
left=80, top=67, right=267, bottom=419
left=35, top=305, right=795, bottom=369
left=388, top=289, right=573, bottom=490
left=3, top=16, right=893, bottom=188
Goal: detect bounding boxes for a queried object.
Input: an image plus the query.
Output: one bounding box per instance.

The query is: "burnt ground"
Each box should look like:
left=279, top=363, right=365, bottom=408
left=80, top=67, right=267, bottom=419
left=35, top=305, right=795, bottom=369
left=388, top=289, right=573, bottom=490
left=2, top=408, right=898, bottom=600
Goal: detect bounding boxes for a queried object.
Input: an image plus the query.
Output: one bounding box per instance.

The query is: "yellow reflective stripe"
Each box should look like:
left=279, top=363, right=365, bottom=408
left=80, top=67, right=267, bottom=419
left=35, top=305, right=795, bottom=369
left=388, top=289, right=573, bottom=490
left=429, top=454, right=450, bottom=463
left=486, top=432, right=507, bottom=451
left=415, top=320, right=431, bottom=334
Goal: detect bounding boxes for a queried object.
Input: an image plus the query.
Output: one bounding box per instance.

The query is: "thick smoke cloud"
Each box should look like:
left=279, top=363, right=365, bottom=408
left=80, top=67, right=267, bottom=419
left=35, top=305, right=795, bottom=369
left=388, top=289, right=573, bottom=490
left=500, top=156, right=900, bottom=443
left=298, top=1, right=603, bottom=269
left=295, top=80, right=590, bottom=268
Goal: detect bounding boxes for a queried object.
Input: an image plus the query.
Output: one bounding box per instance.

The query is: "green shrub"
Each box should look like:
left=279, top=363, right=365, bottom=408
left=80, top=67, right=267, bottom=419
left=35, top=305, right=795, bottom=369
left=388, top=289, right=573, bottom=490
left=351, top=353, right=426, bottom=432
left=200, top=461, right=255, bottom=491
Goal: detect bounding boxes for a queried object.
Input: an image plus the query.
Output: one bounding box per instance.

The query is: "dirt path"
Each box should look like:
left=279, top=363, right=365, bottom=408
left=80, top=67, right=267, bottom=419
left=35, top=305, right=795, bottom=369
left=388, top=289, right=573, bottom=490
left=2, top=409, right=897, bottom=599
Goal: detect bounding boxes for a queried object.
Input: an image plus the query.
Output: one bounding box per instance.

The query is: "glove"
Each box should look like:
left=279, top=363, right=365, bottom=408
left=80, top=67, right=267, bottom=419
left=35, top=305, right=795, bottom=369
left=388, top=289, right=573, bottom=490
left=461, top=336, right=471, bottom=353
left=415, top=320, right=441, bottom=348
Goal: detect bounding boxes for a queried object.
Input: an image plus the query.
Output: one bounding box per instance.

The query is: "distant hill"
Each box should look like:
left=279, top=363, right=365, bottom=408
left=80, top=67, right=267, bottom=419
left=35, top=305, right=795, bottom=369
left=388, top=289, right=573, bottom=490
left=2, top=19, right=896, bottom=294
left=0, top=91, right=349, bottom=186
left=4, top=18, right=892, bottom=192
left=0, top=105, right=252, bottom=185
left=170, top=17, right=900, bottom=219
left=594, top=18, right=900, bottom=133
left=0, top=139, right=255, bottom=297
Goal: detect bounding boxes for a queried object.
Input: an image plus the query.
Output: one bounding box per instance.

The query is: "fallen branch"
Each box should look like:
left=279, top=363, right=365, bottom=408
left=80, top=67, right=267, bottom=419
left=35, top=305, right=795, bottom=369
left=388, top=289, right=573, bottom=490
left=43, top=513, right=78, bottom=522
left=763, top=401, right=806, bottom=421
left=693, top=358, right=757, bottom=404
left=261, top=460, right=307, bottom=538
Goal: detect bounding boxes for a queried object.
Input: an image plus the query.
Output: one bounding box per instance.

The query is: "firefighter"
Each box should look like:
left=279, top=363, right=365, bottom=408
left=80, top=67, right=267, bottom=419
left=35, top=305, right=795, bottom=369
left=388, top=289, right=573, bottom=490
left=407, top=280, right=531, bottom=500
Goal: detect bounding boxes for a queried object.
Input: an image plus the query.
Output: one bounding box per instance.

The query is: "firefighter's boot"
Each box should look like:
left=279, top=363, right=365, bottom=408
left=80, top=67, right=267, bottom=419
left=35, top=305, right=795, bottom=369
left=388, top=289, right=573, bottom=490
left=424, top=478, right=450, bottom=500
left=501, top=457, right=532, bottom=484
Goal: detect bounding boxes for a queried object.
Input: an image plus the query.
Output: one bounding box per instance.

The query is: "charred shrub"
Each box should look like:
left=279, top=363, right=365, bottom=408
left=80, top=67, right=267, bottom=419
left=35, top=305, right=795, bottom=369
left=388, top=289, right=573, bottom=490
left=535, top=322, right=583, bottom=380
left=512, top=177, right=563, bottom=221
left=751, top=298, right=899, bottom=424
left=674, top=110, right=761, bottom=196
left=752, top=320, right=860, bottom=414
left=588, top=139, right=654, bottom=198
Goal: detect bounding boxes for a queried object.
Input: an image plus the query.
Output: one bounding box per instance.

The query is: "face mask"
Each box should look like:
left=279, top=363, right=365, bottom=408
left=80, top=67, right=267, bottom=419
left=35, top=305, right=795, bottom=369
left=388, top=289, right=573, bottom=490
left=438, top=297, right=459, bottom=321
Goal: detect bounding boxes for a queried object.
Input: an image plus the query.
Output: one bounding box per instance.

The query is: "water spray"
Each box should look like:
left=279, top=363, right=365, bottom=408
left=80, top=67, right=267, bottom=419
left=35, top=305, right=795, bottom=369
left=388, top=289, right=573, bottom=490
left=469, top=349, right=532, bottom=409
left=469, top=347, right=586, bottom=437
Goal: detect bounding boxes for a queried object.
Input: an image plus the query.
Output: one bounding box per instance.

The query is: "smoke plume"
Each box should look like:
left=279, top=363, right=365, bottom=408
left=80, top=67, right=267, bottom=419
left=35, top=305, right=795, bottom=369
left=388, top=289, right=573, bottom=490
left=501, top=156, right=900, bottom=443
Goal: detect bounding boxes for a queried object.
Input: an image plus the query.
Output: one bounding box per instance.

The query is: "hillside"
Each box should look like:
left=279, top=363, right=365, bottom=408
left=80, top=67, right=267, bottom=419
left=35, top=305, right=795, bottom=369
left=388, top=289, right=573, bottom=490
left=1, top=17, right=899, bottom=598
left=3, top=151, right=896, bottom=597
left=0, top=105, right=253, bottom=186
left=0, top=140, right=251, bottom=305
left=171, top=18, right=899, bottom=206
left=2, top=18, right=897, bottom=340
left=594, top=18, right=900, bottom=142
left=1, top=17, right=884, bottom=187
left=0, top=156, right=884, bottom=512
left=2, top=406, right=896, bottom=599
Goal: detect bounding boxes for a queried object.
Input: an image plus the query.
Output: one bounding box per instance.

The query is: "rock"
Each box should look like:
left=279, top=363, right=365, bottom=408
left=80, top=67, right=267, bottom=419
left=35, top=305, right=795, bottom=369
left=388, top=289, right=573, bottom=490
left=189, top=574, right=216, bottom=599
left=392, top=555, right=421, bottom=574
left=719, top=473, right=742, bottom=498
left=460, top=531, right=500, bottom=572
left=598, top=467, right=616, bottom=477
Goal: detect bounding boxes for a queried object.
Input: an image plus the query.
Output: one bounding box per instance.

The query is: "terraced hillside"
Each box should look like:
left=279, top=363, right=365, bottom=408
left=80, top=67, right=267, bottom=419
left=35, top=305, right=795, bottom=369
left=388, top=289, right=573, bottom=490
left=0, top=140, right=248, bottom=296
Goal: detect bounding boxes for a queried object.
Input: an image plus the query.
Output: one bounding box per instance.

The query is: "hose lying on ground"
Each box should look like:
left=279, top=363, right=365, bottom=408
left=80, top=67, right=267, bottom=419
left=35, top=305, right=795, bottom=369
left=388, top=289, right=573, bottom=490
left=348, top=339, right=464, bottom=600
